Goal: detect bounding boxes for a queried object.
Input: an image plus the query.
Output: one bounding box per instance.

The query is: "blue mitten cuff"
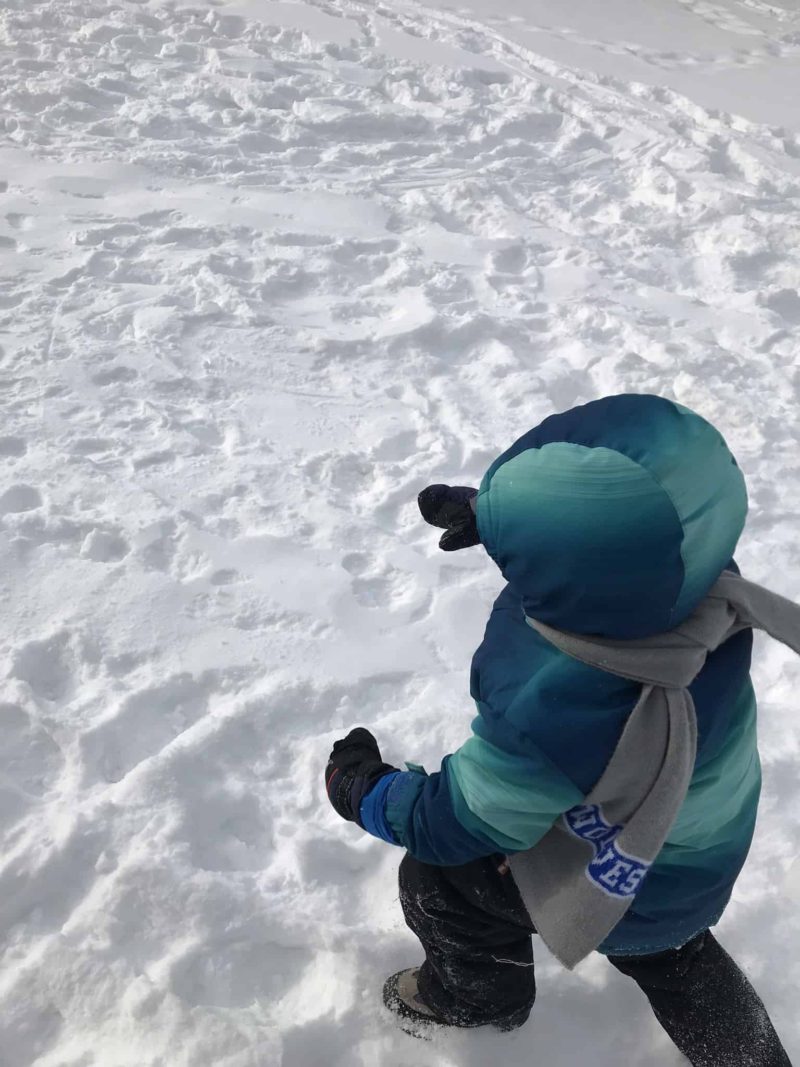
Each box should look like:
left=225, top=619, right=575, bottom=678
left=359, top=771, right=402, bottom=844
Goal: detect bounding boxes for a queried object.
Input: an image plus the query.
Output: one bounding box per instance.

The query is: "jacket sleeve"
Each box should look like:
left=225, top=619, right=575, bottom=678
left=358, top=733, right=583, bottom=866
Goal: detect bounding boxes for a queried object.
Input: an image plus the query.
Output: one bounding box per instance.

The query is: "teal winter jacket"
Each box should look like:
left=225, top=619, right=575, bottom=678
left=360, top=394, right=758, bottom=956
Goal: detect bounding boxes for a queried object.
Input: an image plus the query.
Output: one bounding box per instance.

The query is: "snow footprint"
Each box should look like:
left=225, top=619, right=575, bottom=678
left=90, top=365, right=138, bottom=386
left=79, top=673, right=220, bottom=784
left=79, top=527, right=131, bottom=563
left=342, top=551, right=395, bottom=606
left=0, top=484, right=43, bottom=514
left=0, top=436, right=27, bottom=457
left=5, top=212, right=32, bottom=231
left=330, top=237, right=401, bottom=283
left=169, top=936, right=309, bottom=1009
left=11, top=631, right=76, bottom=703
left=0, top=816, right=110, bottom=939
left=0, top=703, right=64, bottom=834
left=371, top=429, right=419, bottom=463
left=342, top=551, right=433, bottom=619
left=173, top=778, right=273, bottom=872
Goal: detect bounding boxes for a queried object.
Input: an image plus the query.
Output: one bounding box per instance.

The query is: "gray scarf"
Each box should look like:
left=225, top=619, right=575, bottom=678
left=507, top=570, right=800, bottom=970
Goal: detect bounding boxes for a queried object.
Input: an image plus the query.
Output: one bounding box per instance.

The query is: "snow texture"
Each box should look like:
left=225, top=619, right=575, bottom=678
left=0, top=0, right=798, bottom=1063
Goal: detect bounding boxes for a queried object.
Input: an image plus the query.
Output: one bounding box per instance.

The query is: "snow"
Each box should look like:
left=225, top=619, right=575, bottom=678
left=0, top=0, right=798, bottom=1064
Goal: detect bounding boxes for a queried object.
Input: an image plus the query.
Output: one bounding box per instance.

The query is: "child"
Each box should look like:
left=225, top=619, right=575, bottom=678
left=325, top=394, right=794, bottom=1065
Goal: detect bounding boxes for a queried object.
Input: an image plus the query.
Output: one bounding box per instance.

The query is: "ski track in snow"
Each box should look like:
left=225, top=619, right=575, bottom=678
left=0, top=0, right=799, bottom=1063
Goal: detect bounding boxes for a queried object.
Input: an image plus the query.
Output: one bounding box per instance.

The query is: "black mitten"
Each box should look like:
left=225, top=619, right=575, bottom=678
left=418, top=484, right=480, bottom=551
left=325, top=728, right=397, bottom=826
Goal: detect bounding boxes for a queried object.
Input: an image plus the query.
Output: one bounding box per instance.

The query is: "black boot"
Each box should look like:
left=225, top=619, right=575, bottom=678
left=382, top=968, right=443, bottom=1038
left=383, top=966, right=528, bottom=1038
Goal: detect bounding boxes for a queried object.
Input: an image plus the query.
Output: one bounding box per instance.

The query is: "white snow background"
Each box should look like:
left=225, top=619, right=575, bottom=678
left=1, top=0, right=799, bottom=1064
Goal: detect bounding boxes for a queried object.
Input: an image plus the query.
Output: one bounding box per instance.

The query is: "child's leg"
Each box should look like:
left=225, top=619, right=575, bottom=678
left=398, top=853, right=536, bottom=1028
left=608, top=931, right=791, bottom=1066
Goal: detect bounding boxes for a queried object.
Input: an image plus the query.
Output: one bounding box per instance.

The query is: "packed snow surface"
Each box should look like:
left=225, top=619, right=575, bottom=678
left=1, top=0, right=799, bottom=1063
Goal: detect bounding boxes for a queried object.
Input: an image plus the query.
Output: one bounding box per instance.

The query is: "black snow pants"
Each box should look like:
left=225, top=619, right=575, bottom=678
left=399, top=854, right=792, bottom=1066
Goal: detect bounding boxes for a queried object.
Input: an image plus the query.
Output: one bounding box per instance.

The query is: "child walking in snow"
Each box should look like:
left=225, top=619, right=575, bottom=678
left=325, top=393, right=794, bottom=1066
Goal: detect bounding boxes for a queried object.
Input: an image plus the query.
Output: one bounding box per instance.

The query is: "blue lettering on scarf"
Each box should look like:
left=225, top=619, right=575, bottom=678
left=563, top=804, right=650, bottom=899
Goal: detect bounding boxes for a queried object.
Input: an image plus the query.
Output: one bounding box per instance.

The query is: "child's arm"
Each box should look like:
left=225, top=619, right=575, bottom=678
left=327, top=728, right=582, bottom=866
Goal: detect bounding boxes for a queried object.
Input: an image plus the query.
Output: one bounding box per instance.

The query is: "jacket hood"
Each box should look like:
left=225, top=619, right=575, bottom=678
left=475, top=394, right=748, bottom=639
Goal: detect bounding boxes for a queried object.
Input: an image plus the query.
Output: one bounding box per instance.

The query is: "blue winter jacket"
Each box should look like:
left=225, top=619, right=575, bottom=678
left=361, top=394, right=758, bottom=956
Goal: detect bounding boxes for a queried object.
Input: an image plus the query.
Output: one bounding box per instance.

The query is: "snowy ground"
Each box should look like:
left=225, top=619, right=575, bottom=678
left=1, top=0, right=800, bottom=1064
